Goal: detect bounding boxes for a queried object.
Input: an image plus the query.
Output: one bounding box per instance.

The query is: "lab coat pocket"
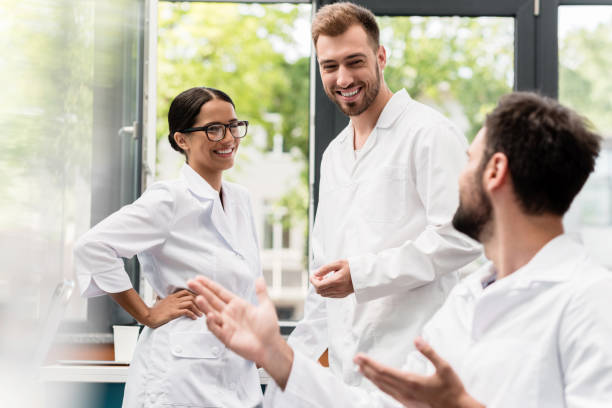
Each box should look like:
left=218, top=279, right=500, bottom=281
left=358, top=166, right=408, bottom=223
left=163, top=331, right=227, bottom=407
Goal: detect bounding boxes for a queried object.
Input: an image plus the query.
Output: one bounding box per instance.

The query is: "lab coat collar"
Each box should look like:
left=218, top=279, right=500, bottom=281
left=471, top=234, right=584, bottom=339
left=180, top=163, right=219, bottom=200
left=337, top=89, right=412, bottom=144
left=505, top=234, right=584, bottom=286
left=180, top=164, right=239, bottom=251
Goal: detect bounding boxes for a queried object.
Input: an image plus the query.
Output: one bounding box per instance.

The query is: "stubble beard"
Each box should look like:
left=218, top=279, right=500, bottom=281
left=326, top=65, right=381, bottom=117
left=452, top=173, right=493, bottom=243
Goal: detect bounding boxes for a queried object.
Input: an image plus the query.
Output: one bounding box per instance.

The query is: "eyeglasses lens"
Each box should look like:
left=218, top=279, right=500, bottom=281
left=230, top=123, right=247, bottom=138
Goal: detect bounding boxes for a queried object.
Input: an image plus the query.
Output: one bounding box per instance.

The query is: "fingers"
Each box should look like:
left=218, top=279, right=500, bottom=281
left=187, top=278, right=209, bottom=298
left=188, top=277, right=229, bottom=313
left=194, top=294, right=213, bottom=315
left=197, top=284, right=228, bottom=314
left=414, top=337, right=446, bottom=371
left=313, top=261, right=342, bottom=278
left=310, top=273, right=339, bottom=291
left=205, top=312, right=228, bottom=344
left=355, top=355, right=409, bottom=402
left=184, top=299, right=203, bottom=317
left=182, top=309, right=198, bottom=320
left=355, top=354, right=420, bottom=395
left=194, top=276, right=235, bottom=304
left=254, top=277, right=270, bottom=305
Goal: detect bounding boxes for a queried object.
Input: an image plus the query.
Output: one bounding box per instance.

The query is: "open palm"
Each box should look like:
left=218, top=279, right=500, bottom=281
left=187, top=276, right=280, bottom=366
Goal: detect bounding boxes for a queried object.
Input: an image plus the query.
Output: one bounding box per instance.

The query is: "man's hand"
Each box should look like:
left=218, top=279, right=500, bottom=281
left=354, top=338, right=485, bottom=408
left=187, top=276, right=294, bottom=389
left=142, top=289, right=203, bottom=328
left=310, top=259, right=354, bottom=298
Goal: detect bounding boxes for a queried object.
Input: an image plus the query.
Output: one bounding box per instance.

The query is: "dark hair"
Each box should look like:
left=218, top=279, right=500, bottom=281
left=167, top=87, right=235, bottom=155
left=483, top=92, right=601, bottom=215
left=312, top=2, right=379, bottom=51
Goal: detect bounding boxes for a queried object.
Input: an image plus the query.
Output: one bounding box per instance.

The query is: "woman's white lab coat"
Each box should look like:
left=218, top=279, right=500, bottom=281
left=74, top=164, right=263, bottom=408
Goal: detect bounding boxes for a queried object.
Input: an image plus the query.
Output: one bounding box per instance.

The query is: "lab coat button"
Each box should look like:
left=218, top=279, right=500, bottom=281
left=174, top=346, right=183, bottom=354
left=211, top=346, right=220, bottom=356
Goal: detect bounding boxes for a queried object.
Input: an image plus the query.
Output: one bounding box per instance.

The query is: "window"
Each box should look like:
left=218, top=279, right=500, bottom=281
left=379, top=15, right=514, bottom=141
left=4, top=0, right=611, bottom=364
left=559, top=4, right=612, bottom=268
left=0, top=0, right=146, bottom=369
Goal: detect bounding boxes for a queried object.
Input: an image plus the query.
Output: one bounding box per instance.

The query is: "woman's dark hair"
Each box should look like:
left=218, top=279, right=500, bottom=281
left=167, top=87, right=235, bottom=156
left=483, top=92, right=601, bottom=216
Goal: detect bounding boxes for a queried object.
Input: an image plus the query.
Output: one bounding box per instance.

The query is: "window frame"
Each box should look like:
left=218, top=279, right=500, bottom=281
left=60, top=0, right=146, bottom=335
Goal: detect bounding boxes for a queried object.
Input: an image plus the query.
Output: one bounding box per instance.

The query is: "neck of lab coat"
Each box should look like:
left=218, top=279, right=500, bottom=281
left=483, top=197, right=565, bottom=281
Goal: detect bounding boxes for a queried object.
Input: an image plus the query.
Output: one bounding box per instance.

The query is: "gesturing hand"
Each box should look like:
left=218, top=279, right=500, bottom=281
left=354, top=338, right=485, bottom=408
left=187, top=276, right=281, bottom=366
left=145, top=289, right=203, bottom=328
left=310, top=259, right=354, bottom=298
left=187, top=276, right=294, bottom=389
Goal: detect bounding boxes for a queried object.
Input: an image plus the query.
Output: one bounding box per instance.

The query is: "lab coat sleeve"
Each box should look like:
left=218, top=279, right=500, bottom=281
left=263, top=283, right=330, bottom=407
left=274, top=351, right=404, bottom=408
left=559, top=275, right=612, bottom=407
left=349, top=123, right=481, bottom=303
left=73, top=183, right=175, bottom=297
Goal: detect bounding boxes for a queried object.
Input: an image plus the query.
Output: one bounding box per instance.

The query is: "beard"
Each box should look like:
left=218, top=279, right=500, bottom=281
left=325, top=64, right=381, bottom=116
left=452, top=175, right=492, bottom=243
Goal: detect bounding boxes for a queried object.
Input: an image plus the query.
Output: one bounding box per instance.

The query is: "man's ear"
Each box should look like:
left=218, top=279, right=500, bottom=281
left=483, top=152, right=509, bottom=192
left=377, top=45, right=387, bottom=70
left=173, top=131, right=189, bottom=152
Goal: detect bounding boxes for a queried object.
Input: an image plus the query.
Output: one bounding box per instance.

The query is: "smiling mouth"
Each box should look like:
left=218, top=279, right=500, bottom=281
left=213, top=147, right=235, bottom=157
left=336, top=87, right=361, bottom=99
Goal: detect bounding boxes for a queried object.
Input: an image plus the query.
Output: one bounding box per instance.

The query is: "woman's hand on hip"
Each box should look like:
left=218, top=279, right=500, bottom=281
left=144, top=290, right=203, bottom=328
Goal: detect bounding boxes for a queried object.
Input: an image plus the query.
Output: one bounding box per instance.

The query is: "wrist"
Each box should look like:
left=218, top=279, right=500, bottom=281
left=456, top=391, right=485, bottom=408
left=139, top=306, right=153, bottom=327
left=261, top=335, right=294, bottom=390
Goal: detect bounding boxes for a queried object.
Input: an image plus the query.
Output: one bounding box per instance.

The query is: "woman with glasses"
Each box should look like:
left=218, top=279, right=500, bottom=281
left=74, top=87, right=263, bottom=408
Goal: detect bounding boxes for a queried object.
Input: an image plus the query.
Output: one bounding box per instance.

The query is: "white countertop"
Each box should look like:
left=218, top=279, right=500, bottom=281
left=40, top=364, right=271, bottom=385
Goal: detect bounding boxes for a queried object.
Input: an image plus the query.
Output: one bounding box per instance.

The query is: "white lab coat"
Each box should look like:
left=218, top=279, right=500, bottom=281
left=277, top=234, right=612, bottom=407
left=74, top=164, right=263, bottom=408
left=266, top=89, right=481, bottom=405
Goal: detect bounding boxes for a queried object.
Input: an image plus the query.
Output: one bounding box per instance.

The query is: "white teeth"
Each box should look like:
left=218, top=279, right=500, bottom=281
left=340, top=89, right=359, bottom=97
left=215, top=148, right=233, bottom=154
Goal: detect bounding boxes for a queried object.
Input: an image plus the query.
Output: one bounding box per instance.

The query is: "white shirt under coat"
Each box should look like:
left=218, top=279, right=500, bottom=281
left=74, top=163, right=263, bottom=408
left=278, top=235, right=612, bottom=407
left=266, top=89, right=481, bottom=405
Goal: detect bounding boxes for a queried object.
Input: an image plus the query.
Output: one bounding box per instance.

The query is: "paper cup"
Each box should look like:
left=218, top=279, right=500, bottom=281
left=112, top=325, right=140, bottom=363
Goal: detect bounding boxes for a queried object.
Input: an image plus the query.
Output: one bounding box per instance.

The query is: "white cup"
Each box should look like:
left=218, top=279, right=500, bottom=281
left=113, top=325, right=140, bottom=363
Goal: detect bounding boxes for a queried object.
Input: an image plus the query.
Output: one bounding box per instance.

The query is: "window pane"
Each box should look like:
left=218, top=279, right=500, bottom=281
left=560, top=6, right=612, bottom=269
left=157, top=2, right=311, bottom=320
left=379, top=16, right=514, bottom=141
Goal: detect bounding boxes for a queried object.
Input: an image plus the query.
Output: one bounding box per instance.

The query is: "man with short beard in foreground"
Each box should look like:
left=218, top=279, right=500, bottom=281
left=188, top=92, right=612, bottom=407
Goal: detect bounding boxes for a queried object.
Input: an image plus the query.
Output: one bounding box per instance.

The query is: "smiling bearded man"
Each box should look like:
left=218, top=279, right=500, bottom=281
left=264, top=2, right=481, bottom=406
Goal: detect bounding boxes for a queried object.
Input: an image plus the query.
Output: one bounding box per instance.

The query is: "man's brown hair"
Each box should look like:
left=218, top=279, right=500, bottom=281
left=483, top=92, right=601, bottom=216
left=312, top=2, right=379, bottom=51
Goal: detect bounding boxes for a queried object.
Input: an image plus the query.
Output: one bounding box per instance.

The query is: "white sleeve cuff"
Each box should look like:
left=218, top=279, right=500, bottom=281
left=77, top=267, right=134, bottom=297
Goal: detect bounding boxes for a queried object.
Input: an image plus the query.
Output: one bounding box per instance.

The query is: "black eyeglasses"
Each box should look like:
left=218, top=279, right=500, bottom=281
left=179, top=120, right=249, bottom=142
